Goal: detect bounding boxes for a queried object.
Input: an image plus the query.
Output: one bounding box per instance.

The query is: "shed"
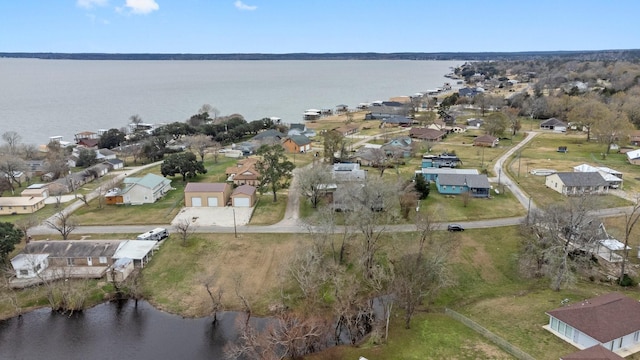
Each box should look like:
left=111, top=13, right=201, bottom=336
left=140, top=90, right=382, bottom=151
left=106, top=257, right=134, bottom=282
left=184, top=182, right=231, bottom=207
left=231, top=185, right=257, bottom=207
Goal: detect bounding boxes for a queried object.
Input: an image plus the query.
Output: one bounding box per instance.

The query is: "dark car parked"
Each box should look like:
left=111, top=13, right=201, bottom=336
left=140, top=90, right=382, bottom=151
left=447, top=224, right=464, bottom=232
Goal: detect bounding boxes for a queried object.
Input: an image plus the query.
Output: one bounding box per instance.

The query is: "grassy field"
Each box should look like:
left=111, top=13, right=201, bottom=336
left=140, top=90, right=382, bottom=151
left=249, top=193, right=288, bottom=225
left=503, top=132, right=637, bottom=208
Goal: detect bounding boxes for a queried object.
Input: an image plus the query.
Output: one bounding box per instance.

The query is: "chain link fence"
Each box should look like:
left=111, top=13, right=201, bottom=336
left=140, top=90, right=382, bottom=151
left=445, top=308, right=536, bottom=360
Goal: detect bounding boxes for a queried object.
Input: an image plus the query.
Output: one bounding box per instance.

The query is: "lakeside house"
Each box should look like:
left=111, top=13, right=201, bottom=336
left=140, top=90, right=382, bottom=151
left=225, top=158, right=261, bottom=186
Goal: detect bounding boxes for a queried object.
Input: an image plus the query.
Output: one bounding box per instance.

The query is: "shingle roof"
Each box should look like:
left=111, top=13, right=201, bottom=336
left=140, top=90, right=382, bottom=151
left=252, top=129, right=286, bottom=141
left=287, top=135, right=311, bottom=146
left=474, top=134, right=498, bottom=143
left=184, top=182, right=229, bottom=193
left=547, top=292, right=640, bottom=343
left=232, top=184, right=256, bottom=196
left=561, top=345, right=624, bottom=360
left=540, top=117, right=568, bottom=127
left=438, top=174, right=490, bottom=188
left=554, top=172, right=607, bottom=187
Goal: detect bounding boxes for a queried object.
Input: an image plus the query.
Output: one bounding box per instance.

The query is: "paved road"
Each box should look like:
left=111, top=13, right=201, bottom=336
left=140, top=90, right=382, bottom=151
left=28, top=130, right=636, bottom=237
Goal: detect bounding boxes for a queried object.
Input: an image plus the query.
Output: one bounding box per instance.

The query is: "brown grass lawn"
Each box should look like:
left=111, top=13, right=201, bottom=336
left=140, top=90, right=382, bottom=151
left=249, top=193, right=288, bottom=225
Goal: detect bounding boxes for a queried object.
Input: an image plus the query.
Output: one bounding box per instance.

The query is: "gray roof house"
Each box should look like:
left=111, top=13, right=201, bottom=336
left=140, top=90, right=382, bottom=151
left=435, top=173, right=490, bottom=198
left=545, top=172, right=608, bottom=196
left=546, top=293, right=640, bottom=357
left=540, top=118, right=568, bottom=132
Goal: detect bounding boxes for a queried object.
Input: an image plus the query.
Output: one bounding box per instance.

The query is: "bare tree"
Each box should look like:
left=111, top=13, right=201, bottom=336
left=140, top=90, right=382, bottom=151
left=0, top=155, right=27, bottom=193
left=2, top=131, right=21, bottom=155
left=185, top=134, right=215, bottom=162
left=232, top=273, right=252, bottom=328
left=173, top=218, right=197, bottom=247
left=392, top=212, right=455, bottom=329
left=619, top=195, right=640, bottom=285
left=344, top=177, right=400, bottom=278
left=296, top=163, right=332, bottom=209
left=287, top=247, right=328, bottom=307
left=519, top=197, right=600, bottom=291
left=45, top=212, right=78, bottom=240
left=198, top=271, right=224, bottom=325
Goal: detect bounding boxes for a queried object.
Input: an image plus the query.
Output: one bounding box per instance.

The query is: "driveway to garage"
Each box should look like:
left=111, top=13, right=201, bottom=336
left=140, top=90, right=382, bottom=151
left=170, top=206, right=254, bottom=227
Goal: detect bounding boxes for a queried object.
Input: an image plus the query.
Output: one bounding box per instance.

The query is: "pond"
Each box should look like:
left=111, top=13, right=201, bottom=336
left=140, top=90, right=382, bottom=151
left=0, top=300, right=266, bottom=360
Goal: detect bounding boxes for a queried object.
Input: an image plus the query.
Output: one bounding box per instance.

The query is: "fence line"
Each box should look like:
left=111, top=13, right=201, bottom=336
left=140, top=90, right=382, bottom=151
left=445, top=308, right=536, bottom=360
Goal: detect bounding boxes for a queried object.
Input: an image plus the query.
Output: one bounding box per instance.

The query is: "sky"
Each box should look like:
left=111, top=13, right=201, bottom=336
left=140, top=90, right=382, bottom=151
left=1, top=0, right=639, bottom=53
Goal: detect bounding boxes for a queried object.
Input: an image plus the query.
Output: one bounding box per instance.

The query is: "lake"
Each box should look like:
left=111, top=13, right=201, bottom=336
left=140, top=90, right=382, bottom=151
left=0, top=59, right=461, bottom=145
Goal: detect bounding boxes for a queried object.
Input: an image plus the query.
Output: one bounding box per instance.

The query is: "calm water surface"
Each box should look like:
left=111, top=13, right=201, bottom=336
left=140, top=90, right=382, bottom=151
left=0, top=59, right=461, bottom=145
left=0, top=300, right=265, bottom=360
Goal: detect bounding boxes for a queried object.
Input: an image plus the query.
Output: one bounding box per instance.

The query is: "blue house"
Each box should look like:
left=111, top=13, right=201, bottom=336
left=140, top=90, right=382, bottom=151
left=435, top=173, right=490, bottom=198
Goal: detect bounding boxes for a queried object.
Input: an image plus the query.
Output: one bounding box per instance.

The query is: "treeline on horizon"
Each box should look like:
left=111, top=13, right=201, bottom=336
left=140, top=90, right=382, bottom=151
left=2, top=49, right=640, bottom=61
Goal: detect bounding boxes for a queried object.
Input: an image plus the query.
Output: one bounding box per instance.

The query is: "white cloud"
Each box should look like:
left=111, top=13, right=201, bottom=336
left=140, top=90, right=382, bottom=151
left=234, top=1, right=257, bottom=11
left=77, top=0, right=109, bottom=9
left=124, top=0, right=159, bottom=14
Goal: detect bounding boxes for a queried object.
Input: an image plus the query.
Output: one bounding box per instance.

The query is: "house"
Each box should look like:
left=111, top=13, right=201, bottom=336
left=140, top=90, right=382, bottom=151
left=226, top=158, right=261, bottom=186
left=561, top=345, right=624, bottom=360
left=231, top=184, right=257, bottom=207
left=545, top=293, right=640, bottom=356
left=449, top=124, right=467, bottom=133
left=251, top=129, right=286, bottom=145
left=106, top=257, right=134, bottom=283
left=335, top=104, right=349, bottom=113
left=184, top=182, right=231, bottom=207
left=21, top=183, right=49, bottom=198
left=473, top=134, right=499, bottom=148
left=25, top=160, right=46, bottom=177
left=332, top=163, right=367, bottom=182
left=11, top=253, right=49, bottom=279
left=381, top=137, right=413, bottom=158
left=96, top=148, right=116, bottom=160
left=303, top=109, right=321, bottom=121
left=75, top=131, right=100, bottom=147
left=416, top=168, right=479, bottom=182
left=626, top=149, right=640, bottom=165
left=573, top=164, right=623, bottom=189
left=334, top=124, right=359, bottom=136
left=422, top=153, right=461, bottom=168
left=282, top=135, right=312, bottom=153
left=104, top=158, right=124, bottom=170
left=545, top=172, right=608, bottom=196
left=540, top=118, right=568, bottom=132
left=409, top=128, right=446, bottom=142
left=106, top=173, right=172, bottom=205
left=435, top=173, right=491, bottom=198
left=629, top=130, right=640, bottom=146
left=0, top=196, right=46, bottom=215
left=380, top=116, right=413, bottom=127
left=9, top=240, right=126, bottom=288
left=426, top=120, right=447, bottom=132
left=467, top=118, right=484, bottom=128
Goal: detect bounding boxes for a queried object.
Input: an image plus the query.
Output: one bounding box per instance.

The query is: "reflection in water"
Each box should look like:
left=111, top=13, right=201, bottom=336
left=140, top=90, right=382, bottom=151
left=0, top=300, right=257, bottom=360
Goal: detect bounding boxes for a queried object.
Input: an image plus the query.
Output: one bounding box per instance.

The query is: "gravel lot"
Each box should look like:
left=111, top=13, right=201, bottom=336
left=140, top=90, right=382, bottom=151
left=171, top=206, right=254, bottom=227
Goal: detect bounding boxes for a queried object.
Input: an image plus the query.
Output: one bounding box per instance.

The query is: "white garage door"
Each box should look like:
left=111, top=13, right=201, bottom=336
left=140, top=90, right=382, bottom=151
left=191, top=197, right=202, bottom=207
left=207, top=197, right=218, bottom=207
left=234, top=197, right=250, bottom=207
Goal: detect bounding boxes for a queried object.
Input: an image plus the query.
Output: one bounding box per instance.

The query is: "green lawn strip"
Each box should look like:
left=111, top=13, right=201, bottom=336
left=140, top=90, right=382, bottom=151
left=249, top=193, right=287, bottom=225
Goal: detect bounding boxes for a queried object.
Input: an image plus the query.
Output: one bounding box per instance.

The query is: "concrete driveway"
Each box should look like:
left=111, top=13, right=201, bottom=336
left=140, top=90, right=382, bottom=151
left=171, top=206, right=254, bottom=227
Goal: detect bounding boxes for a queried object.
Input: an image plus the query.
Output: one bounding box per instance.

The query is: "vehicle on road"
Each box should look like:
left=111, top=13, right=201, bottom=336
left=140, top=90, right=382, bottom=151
left=447, top=224, right=464, bottom=232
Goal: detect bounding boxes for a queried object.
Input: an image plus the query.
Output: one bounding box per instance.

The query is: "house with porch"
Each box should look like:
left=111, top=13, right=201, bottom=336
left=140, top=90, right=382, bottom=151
left=416, top=168, right=479, bottom=182
left=106, top=173, right=172, bottom=205
left=545, top=292, right=640, bottom=357
left=630, top=130, right=640, bottom=146
left=435, top=173, right=490, bottom=197
left=545, top=172, right=608, bottom=196
left=540, top=118, right=568, bottom=132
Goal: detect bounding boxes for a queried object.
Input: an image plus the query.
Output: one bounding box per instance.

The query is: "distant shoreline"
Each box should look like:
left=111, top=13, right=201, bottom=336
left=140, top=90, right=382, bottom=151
left=1, top=49, right=639, bottom=61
